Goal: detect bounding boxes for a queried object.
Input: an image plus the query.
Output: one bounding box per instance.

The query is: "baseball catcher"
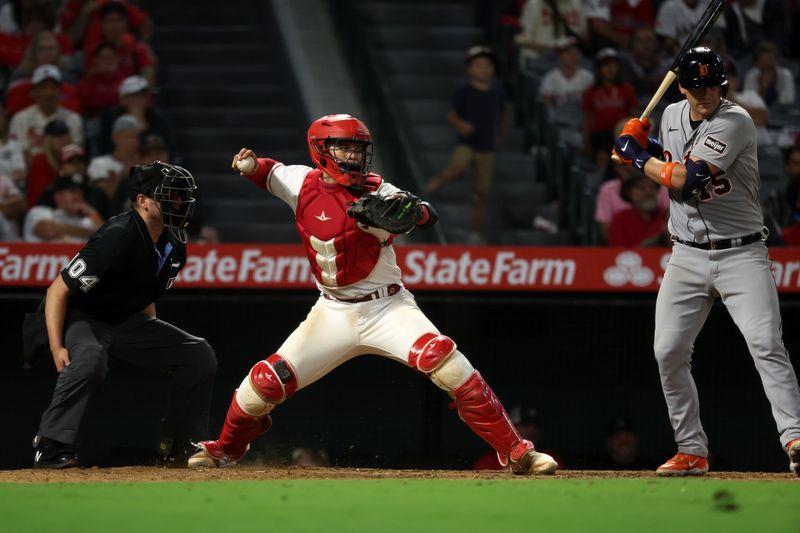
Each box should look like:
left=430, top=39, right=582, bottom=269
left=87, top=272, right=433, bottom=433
left=188, top=114, right=559, bottom=475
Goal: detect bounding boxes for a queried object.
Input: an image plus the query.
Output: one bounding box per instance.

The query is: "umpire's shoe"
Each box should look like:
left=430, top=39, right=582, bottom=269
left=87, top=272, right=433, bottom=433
left=156, top=437, right=196, bottom=468
left=787, top=438, right=800, bottom=477
left=32, top=435, right=78, bottom=469
left=509, top=440, right=559, bottom=475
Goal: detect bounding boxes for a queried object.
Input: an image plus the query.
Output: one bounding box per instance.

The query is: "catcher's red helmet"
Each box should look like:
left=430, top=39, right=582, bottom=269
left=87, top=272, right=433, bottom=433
left=307, top=114, right=373, bottom=188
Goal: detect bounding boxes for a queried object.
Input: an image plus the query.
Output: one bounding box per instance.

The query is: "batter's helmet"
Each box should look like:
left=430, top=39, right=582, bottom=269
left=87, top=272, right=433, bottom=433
left=129, top=161, right=197, bottom=243
left=678, top=47, right=728, bottom=90
left=307, top=114, right=373, bottom=188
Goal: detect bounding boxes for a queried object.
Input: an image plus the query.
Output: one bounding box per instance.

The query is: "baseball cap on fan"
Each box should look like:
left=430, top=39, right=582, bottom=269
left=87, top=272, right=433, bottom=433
left=595, top=47, right=620, bottom=64
left=119, top=75, right=149, bottom=97
left=465, top=45, right=496, bottom=66
left=60, top=143, right=86, bottom=163
left=32, top=64, right=62, bottom=85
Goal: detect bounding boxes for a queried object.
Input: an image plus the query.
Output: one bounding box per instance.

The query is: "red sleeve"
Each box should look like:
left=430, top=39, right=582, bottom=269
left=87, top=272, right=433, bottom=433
left=125, top=2, right=148, bottom=28
left=624, top=83, right=638, bottom=111
left=245, top=158, right=280, bottom=190
left=58, top=0, right=82, bottom=31
left=60, top=83, right=83, bottom=114
left=27, top=155, right=58, bottom=206
left=5, top=80, right=31, bottom=116
left=0, top=33, right=28, bottom=66
left=134, top=43, right=154, bottom=69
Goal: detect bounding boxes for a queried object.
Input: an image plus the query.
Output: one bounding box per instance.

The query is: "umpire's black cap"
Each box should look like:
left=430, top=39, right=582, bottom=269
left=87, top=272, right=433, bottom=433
left=678, top=47, right=728, bottom=89
left=128, top=161, right=168, bottom=200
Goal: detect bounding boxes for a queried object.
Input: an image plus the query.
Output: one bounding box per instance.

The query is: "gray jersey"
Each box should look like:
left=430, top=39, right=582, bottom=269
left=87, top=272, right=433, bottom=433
left=659, top=99, right=763, bottom=242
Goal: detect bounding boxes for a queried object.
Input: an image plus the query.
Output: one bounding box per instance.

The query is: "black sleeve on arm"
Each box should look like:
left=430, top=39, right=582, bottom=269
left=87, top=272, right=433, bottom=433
left=417, top=202, right=439, bottom=229
left=60, top=227, right=129, bottom=294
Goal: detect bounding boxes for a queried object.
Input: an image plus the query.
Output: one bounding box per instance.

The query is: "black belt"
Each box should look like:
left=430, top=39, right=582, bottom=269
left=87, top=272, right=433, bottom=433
left=671, top=231, right=764, bottom=250
left=322, top=284, right=401, bottom=303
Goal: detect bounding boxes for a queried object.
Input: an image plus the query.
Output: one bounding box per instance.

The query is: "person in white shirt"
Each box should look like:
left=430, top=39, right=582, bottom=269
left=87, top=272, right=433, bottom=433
left=516, top=0, right=587, bottom=56
left=88, top=114, right=142, bottom=201
left=0, top=173, right=25, bottom=240
left=743, top=42, right=795, bottom=107
left=654, top=0, right=726, bottom=54
left=0, top=102, right=26, bottom=185
left=539, top=40, right=594, bottom=106
left=726, top=62, right=772, bottom=146
left=9, top=65, right=84, bottom=161
left=23, top=174, right=103, bottom=243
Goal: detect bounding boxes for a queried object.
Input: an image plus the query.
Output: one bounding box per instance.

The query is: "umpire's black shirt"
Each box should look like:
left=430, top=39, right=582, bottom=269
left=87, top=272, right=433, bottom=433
left=60, top=210, right=186, bottom=323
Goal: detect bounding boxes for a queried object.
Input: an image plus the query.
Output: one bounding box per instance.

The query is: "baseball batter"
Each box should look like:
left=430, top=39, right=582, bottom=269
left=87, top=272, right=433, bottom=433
left=614, top=47, right=800, bottom=476
left=188, top=114, right=558, bottom=475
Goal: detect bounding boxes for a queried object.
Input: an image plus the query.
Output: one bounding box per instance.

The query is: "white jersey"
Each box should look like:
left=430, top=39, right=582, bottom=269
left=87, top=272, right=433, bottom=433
left=659, top=99, right=763, bottom=242
left=266, top=162, right=403, bottom=299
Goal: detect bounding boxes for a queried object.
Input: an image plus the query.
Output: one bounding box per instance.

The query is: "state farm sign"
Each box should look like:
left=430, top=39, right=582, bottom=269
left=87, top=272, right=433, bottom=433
left=1, top=244, right=799, bottom=292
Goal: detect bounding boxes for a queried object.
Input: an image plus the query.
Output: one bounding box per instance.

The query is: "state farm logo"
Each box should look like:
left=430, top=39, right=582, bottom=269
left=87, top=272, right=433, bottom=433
left=603, top=251, right=654, bottom=287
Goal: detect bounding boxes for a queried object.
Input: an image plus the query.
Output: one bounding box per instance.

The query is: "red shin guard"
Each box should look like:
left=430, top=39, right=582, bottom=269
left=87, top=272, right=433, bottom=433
left=452, top=371, right=521, bottom=466
left=218, top=391, right=272, bottom=459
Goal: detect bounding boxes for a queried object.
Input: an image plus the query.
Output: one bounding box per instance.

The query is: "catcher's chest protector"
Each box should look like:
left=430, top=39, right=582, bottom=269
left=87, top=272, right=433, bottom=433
left=295, top=172, right=384, bottom=287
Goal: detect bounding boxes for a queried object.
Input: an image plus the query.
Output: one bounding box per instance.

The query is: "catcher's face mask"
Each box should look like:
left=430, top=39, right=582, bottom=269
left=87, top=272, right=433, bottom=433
left=130, top=161, right=197, bottom=243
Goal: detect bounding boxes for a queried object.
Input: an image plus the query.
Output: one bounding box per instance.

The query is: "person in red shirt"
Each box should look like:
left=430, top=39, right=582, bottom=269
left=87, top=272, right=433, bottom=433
left=27, top=119, right=73, bottom=206
left=59, top=0, right=152, bottom=51
left=582, top=48, right=638, bottom=170
left=608, top=172, right=668, bottom=246
left=77, top=42, right=123, bottom=117
left=782, top=176, right=800, bottom=246
left=83, top=2, right=154, bottom=85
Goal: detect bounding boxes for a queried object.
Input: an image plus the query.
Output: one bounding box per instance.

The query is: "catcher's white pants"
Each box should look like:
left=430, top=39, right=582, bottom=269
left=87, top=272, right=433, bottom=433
left=654, top=242, right=800, bottom=456
left=277, top=288, right=467, bottom=390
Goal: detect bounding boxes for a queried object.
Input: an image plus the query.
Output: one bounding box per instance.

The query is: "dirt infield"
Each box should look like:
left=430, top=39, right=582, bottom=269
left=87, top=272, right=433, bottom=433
left=0, top=466, right=796, bottom=483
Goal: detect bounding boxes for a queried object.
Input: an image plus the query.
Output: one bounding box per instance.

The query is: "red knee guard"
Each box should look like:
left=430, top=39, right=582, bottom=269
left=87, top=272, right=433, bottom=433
left=409, top=333, right=456, bottom=373
left=452, top=371, right=522, bottom=466
left=250, top=354, right=298, bottom=403
left=218, top=390, right=272, bottom=459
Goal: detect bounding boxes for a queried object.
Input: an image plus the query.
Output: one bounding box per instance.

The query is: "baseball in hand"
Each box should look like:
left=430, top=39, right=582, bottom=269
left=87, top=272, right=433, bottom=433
left=237, top=156, right=256, bottom=174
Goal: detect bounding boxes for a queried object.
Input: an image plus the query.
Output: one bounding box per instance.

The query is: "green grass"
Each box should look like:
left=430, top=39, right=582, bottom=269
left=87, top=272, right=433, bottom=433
left=1, top=478, right=798, bottom=533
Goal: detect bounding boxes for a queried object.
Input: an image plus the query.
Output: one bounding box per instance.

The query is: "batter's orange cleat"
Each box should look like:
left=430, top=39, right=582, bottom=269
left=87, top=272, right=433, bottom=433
left=787, top=439, right=800, bottom=477
left=656, top=453, right=708, bottom=476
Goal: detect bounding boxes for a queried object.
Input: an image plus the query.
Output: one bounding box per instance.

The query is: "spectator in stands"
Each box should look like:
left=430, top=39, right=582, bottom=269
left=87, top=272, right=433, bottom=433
left=9, top=64, right=83, bottom=161
left=0, top=170, right=25, bottom=240
left=582, top=48, right=638, bottom=170
left=88, top=113, right=140, bottom=205
left=743, top=41, right=796, bottom=107
left=59, top=0, right=153, bottom=50
left=596, top=417, right=653, bottom=470
left=539, top=39, right=594, bottom=106
left=37, top=143, right=110, bottom=219
left=726, top=62, right=771, bottom=146
left=77, top=41, right=124, bottom=117
left=722, top=0, right=785, bottom=60
left=424, top=46, right=507, bottom=245
left=655, top=0, right=726, bottom=55
left=10, top=30, right=65, bottom=82
left=27, top=119, right=72, bottom=207
left=783, top=176, right=800, bottom=246
left=84, top=2, right=155, bottom=85
left=608, top=173, right=668, bottom=246
left=99, top=74, right=170, bottom=154
left=620, top=27, right=673, bottom=100
left=0, top=102, right=26, bottom=186
left=22, top=173, right=103, bottom=242
left=137, top=132, right=169, bottom=165
left=515, top=0, right=588, bottom=59
left=594, top=162, right=669, bottom=244
left=585, top=0, right=655, bottom=52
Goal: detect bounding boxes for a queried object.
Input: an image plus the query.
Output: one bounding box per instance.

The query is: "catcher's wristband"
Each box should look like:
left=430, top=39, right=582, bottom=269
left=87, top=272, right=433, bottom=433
left=659, top=162, right=678, bottom=188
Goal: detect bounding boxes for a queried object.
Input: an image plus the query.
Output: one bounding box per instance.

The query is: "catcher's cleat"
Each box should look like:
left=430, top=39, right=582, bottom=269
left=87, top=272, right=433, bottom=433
left=32, top=435, right=78, bottom=469
left=187, top=440, right=244, bottom=468
left=656, top=453, right=708, bottom=476
left=786, top=438, right=800, bottom=477
left=508, top=439, right=558, bottom=475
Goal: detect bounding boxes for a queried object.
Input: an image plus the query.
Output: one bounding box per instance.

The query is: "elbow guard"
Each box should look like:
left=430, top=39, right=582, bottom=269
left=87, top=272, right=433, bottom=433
left=417, top=202, right=438, bottom=229
left=681, top=159, right=712, bottom=201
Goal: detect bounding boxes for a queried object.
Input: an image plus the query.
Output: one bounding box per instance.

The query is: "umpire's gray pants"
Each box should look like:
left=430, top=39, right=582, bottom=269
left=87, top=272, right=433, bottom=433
left=38, top=309, right=217, bottom=446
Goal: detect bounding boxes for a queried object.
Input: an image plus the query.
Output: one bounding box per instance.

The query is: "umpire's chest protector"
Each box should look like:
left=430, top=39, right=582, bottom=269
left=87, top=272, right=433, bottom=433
left=294, top=172, right=384, bottom=288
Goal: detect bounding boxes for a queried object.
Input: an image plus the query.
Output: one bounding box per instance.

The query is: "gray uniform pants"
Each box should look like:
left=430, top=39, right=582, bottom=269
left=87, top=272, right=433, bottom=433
left=654, top=242, right=800, bottom=456
left=38, top=309, right=217, bottom=447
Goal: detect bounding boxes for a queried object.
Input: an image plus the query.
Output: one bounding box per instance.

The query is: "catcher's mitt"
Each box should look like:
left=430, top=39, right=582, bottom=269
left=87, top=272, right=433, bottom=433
left=347, top=192, right=423, bottom=234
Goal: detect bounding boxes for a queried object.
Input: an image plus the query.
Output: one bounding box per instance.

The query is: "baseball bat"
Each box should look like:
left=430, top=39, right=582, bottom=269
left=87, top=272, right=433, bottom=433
left=611, top=0, right=727, bottom=164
